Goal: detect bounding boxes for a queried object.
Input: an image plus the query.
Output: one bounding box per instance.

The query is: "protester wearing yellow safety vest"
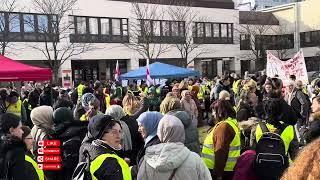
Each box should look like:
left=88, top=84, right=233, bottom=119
left=5, top=91, right=27, bottom=123
left=202, top=100, right=240, bottom=180
left=21, top=126, right=44, bottom=180
left=0, top=113, right=43, bottom=180
left=79, top=115, right=131, bottom=180
left=77, top=81, right=85, bottom=101
left=253, top=98, right=299, bottom=161
left=103, top=86, right=111, bottom=110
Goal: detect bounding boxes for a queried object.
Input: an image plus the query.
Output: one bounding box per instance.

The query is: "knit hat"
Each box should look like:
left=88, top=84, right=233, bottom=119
left=21, top=125, right=31, bottom=140
left=88, top=114, right=117, bottom=140
left=53, top=107, right=74, bottom=125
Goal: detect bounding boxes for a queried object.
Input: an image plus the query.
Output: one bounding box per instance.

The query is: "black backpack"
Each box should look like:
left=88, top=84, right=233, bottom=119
left=72, top=151, right=91, bottom=180
left=254, top=121, right=289, bottom=180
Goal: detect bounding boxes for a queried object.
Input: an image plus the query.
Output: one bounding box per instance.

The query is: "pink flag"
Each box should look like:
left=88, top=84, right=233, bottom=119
left=146, top=59, right=153, bottom=86
left=115, top=60, right=120, bottom=81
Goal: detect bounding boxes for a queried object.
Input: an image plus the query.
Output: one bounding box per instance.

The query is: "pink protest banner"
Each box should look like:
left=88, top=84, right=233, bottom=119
left=266, top=50, right=308, bottom=85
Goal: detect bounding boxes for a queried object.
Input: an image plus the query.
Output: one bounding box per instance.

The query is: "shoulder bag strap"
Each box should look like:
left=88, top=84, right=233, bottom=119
left=168, top=168, right=178, bottom=180
left=258, top=120, right=269, bottom=133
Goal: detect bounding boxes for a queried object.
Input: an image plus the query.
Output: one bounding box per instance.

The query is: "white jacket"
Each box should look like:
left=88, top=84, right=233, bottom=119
left=137, top=142, right=212, bottom=180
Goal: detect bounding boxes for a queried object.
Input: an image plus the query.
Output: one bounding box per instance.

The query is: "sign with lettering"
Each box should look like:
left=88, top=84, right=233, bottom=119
left=266, top=50, right=308, bottom=85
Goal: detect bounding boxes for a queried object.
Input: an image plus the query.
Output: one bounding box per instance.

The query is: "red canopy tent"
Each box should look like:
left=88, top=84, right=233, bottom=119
left=0, top=55, right=52, bottom=81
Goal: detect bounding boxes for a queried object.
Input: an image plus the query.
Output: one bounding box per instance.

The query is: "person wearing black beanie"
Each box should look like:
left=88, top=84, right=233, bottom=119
left=78, top=114, right=131, bottom=180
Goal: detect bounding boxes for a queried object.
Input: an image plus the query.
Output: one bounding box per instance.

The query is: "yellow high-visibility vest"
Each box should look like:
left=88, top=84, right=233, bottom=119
left=90, top=153, right=131, bottom=180
left=6, top=100, right=22, bottom=117
left=255, top=123, right=294, bottom=154
left=202, top=117, right=241, bottom=171
left=105, top=94, right=111, bottom=109
left=77, top=84, right=85, bottom=100
left=25, top=155, right=44, bottom=180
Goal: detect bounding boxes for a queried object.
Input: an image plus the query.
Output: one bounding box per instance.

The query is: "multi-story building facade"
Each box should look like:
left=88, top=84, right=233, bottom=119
left=236, top=0, right=295, bottom=10
left=0, top=0, right=240, bottom=84
left=261, top=0, right=320, bottom=74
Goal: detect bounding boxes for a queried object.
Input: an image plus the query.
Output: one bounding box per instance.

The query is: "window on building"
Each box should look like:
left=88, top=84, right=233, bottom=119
left=0, top=12, right=57, bottom=42
left=0, top=13, right=5, bottom=32
left=38, top=15, right=48, bottom=32
left=122, top=19, right=128, bottom=36
left=205, top=23, right=212, bottom=37
left=197, top=23, right=204, bottom=37
left=221, top=24, right=227, bottom=37
left=161, top=21, right=169, bottom=36
left=240, top=34, right=250, bottom=50
left=171, top=21, right=179, bottom=36
left=153, top=20, right=161, bottom=36
left=51, top=15, right=58, bottom=33
left=23, top=14, right=34, bottom=32
left=178, top=22, right=185, bottom=36
left=213, top=23, right=219, bottom=37
left=70, top=15, right=128, bottom=43
left=77, top=17, right=86, bottom=34
left=89, top=18, right=98, bottom=34
left=255, top=34, right=294, bottom=50
left=193, top=22, right=233, bottom=44
left=9, top=13, right=20, bottom=32
left=101, top=18, right=109, bottom=35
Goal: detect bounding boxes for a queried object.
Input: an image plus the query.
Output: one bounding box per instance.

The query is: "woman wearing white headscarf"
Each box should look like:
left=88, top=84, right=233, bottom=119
left=180, top=90, right=198, bottom=127
left=137, top=115, right=211, bottom=180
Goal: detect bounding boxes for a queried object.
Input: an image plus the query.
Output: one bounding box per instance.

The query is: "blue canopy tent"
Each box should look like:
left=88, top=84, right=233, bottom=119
left=121, top=62, right=200, bottom=80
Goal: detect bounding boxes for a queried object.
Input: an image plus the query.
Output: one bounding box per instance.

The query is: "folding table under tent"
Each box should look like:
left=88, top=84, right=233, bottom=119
left=0, top=55, right=52, bottom=81
left=121, top=62, right=200, bottom=80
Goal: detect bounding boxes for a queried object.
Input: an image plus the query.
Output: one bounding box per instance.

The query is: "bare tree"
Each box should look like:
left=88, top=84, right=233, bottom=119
left=271, top=25, right=295, bottom=60
left=29, top=0, right=94, bottom=83
left=167, top=0, right=209, bottom=67
left=0, top=0, right=20, bottom=55
left=237, top=11, right=277, bottom=71
left=124, top=1, right=171, bottom=63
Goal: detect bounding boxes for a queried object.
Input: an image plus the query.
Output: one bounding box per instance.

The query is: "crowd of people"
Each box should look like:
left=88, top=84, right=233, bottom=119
left=0, top=70, right=320, bottom=180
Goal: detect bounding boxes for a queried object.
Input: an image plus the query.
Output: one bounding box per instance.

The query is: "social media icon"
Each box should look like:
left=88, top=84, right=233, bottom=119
left=38, top=140, right=44, bottom=147
left=38, top=148, right=44, bottom=155
left=38, top=164, right=43, bottom=170
left=37, top=156, right=43, bottom=162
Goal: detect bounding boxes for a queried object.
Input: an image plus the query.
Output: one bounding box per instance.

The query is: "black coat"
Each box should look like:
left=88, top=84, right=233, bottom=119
left=80, top=140, right=125, bottom=180
left=0, top=135, right=38, bottom=180
left=287, top=90, right=310, bottom=119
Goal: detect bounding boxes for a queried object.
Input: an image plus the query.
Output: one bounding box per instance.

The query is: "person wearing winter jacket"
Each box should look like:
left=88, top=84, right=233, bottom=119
left=49, top=107, right=88, bottom=180
left=160, top=96, right=201, bottom=154
left=0, top=113, right=43, bottom=180
left=79, top=115, right=131, bottom=180
left=301, top=96, right=320, bottom=144
left=121, top=94, right=148, bottom=165
left=202, top=100, right=240, bottom=180
left=137, top=114, right=212, bottom=180
left=284, top=81, right=310, bottom=129
left=105, top=105, right=133, bottom=163
left=131, top=112, right=163, bottom=179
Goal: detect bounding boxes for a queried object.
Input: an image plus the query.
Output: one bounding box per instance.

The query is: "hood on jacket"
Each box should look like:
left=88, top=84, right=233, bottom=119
left=157, top=114, right=185, bottom=143
left=30, top=106, right=54, bottom=132
left=144, top=142, right=190, bottom=172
